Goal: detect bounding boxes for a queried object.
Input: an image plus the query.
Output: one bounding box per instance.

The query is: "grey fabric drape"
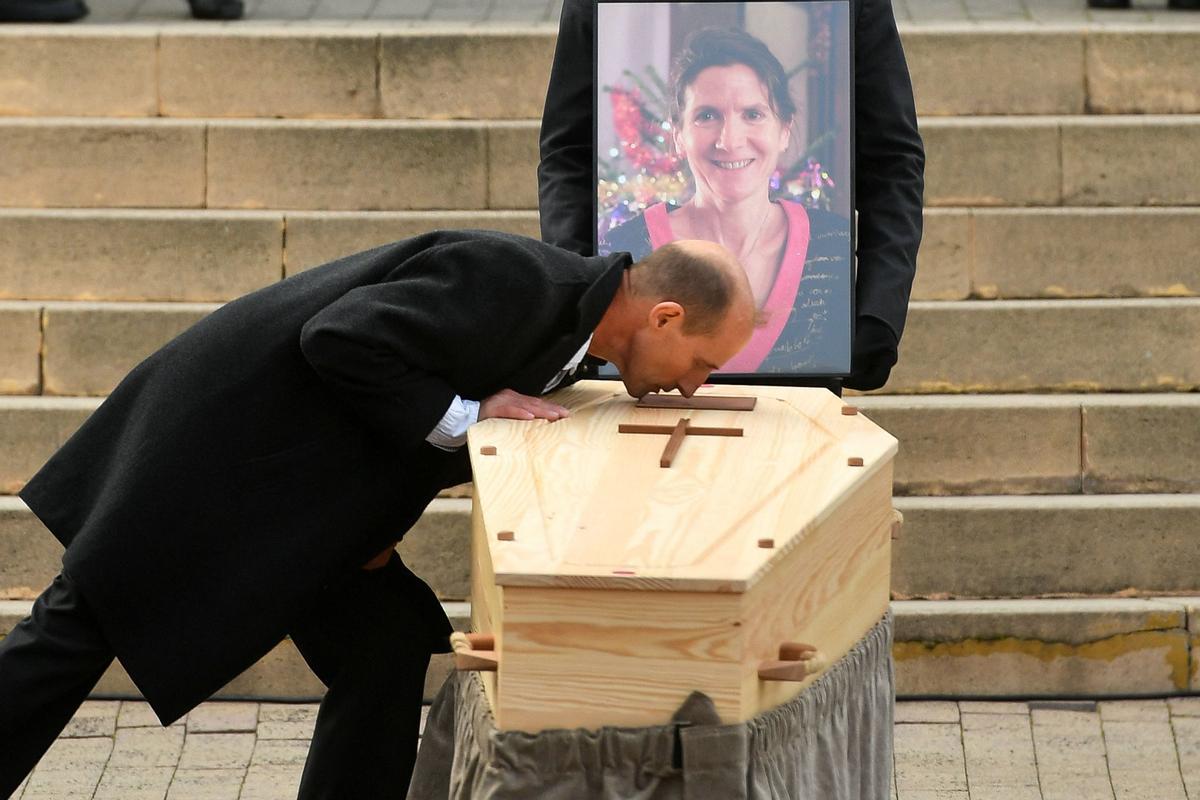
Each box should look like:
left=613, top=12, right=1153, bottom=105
left=409, top=612, right=893, bottom=799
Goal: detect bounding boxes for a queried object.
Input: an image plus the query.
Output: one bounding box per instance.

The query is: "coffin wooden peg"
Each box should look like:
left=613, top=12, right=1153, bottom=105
left=450, top=631, right=499, bottom=672
left=841, top=405, right=859, bottom=416
left=466, top=632, right=495, bottom=651
left=480, top=445, right=497, bottom=456
left=758, top=642, right=828, bottom=682
left=891, top=509, right=904, bottom=541
left=778, top=641, right=819, bottom=661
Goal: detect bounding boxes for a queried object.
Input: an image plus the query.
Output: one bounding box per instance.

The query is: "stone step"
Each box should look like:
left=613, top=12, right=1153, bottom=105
left=920, top=115, right=1200, bottom=207
left=0, top=597, right=471, bottom=706
left=892, top=494, right=1200, bottom=598
left=0, top=210, right=542, bottom=303
left=0, top=118, right=534, bottom=211
left=919, top=207, right=1200, bottom=301
left=894, top=597, right=1200, bottom=698
left=0, top=495, right=472, bottom=603
left=0, top=208, right=1196, bottom=303
left=6, top=492, right=1199, bottom=605
left=4, top=394, right=1196, bottom=498
left=2, top=116, right=1198, bottom=210
left=2, top=297, right=1196, bottom=397
left=880, top=298, right=1200, bottom=394
left=855, top=393, right=1200, bottom=496
left=1, top=596, right=1194, bottom=702
left=0, top=27, right=557, bottom=121
left=0, top=300, right=219, bottom=397
left=0, top=25, right=1196, bottom=119
left=903, top=25, right=1200, bottom=117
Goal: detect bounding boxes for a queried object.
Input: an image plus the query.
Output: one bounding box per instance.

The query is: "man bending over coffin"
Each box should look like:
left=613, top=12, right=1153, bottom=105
left=0, top=231, right=756, bottom=799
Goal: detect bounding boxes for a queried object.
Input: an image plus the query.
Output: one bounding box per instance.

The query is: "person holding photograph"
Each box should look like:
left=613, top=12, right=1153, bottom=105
left=539, top=0, right=925, bottom=390
left=602, top=27, right=850, bottom=375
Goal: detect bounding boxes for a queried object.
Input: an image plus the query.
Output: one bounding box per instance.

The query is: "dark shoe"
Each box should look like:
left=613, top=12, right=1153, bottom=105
left=187, top=0, right=243, bottom=19
left=0, top=0, right=88, bottom=22
left=1168, top=0, right=1200, bottom=9
left=1087, top=0, right=1130, bottom=7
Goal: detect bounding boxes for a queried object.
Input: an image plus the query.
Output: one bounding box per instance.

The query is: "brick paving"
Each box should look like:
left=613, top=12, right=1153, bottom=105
left=7, top=699, right=1200, bottom=799
left=65, top=0, right=1198, bottom=25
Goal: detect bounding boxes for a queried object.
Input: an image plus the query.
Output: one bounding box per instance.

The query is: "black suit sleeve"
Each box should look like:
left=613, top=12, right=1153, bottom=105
left=846, top=0, right=925, bottom=390
left=299, top=242, right=544, bottom=449
left=538, top=0, right=596, bottom=256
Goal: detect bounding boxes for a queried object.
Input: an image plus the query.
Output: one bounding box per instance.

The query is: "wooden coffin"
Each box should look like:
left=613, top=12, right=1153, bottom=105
left=461, top=381, right=897, bottom=733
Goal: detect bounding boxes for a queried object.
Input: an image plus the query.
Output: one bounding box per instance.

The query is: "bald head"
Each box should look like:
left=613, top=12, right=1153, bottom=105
left=590, top=240, right=757, bottom=398
left=628, top=239, right=755, bottom=336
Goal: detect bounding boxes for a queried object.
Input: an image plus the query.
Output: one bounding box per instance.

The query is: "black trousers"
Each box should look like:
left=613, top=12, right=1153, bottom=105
left=290, top=554, right=436, bottom=799
left=0, top=560, right=435, bottom=799
left=0, top=572, right=112, bottom=797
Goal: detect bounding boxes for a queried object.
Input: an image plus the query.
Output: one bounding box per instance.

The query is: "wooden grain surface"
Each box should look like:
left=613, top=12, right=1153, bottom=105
left=469, top=500, right=500, bottom=707
left=742, top=463, right=893, bottom=715
left=483, top=465, right=893, bottom=730
left=466, top=383, right=898, bottom=730
left=467, top=382, right=897, bottom=592
left=498, top=585, right=745, bottom=729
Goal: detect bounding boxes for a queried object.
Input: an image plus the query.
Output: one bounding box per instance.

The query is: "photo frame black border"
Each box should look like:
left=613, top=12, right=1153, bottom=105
left=593, top=0, right=856, bottom=387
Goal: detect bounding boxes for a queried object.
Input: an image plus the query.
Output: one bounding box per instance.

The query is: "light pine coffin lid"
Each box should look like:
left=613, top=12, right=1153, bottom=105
left=467, top=381, right=897, bottom=593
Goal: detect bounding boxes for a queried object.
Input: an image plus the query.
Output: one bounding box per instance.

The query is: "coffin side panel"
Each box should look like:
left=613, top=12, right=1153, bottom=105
left=497, top=586, right=744, bottom=731
left=740, top=462, right=895, bottom=716
left=470, top=499, right=501, bottom=711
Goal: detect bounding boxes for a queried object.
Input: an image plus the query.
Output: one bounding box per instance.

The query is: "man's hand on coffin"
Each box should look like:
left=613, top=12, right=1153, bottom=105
left=479, top=388, right=570, bottom=423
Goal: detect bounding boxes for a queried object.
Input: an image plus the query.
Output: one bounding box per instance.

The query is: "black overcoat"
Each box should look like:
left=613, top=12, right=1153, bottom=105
left=538, top=0, right=925, bottom=389
left=20, top=230, right=629, bottom=723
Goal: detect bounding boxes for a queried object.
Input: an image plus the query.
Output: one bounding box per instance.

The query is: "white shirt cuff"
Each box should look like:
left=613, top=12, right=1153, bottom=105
left=426, top=396, right=480, bottom=452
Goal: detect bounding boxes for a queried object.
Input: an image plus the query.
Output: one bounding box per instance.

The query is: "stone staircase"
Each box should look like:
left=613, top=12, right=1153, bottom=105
left=0, top=21, right=1197, bottom=703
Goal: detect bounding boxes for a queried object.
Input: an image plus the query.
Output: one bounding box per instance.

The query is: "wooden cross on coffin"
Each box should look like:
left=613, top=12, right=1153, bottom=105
left=619, top=394, right=756, bottom=468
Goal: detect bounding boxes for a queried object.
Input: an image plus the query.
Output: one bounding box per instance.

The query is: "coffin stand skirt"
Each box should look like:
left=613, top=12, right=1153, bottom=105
left=408, top=611, right=894, bottom=799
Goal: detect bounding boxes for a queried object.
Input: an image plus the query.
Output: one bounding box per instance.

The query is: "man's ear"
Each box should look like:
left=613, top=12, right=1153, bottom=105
left=649, top=301, right=685, bottom=330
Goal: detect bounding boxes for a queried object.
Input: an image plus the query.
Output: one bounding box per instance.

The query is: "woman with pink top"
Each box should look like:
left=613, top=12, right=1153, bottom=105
left=602, top=27, right=851, bottom=376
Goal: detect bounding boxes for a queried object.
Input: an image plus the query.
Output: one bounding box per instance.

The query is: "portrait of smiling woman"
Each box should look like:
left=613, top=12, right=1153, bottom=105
left=597, top=3, right=853, bottom=377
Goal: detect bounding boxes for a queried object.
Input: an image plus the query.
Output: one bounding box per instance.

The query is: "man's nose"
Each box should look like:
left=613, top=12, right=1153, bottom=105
left=677, top=371, right=709, bottom=398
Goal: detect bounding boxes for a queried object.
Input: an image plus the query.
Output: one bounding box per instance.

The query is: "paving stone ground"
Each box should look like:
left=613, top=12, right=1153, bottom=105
left=63, top=0, right=1200, bottom=25
left=9, top=698, right=1200, bottom=799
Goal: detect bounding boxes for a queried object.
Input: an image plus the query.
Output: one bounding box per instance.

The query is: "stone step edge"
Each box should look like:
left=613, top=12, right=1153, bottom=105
left=6, top=297, right=1200, bottom=313
left=7, top=494, right=1199, bottom=603
left=3, top=206, right=1195, bottom=216
left=0, top=596, right=1196, bottom=701
left=0, top=23, right=562, bottom=35
left=0, top=598, right=470, bottom=705
left=4, top=392, right=1199, bottom=411
left=8, top=493, right=1200, bottom=512
left=4, top=114, right=1200, bottom=126
left=0, top=208, right=542, bottom=219
left=894, top=597, right=1200, bottom=698
left=0, top=117, right=543, bottom=128
left=0, top=20, right=1196, bottom=34
left=0, top=20, right=1196, bottom=32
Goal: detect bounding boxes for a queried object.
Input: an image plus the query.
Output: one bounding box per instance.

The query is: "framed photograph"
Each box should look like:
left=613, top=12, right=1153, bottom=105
left=595, top=0, right=854, bottom=381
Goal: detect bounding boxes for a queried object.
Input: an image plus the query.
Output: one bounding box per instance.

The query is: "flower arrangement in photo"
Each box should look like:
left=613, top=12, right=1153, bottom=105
left=596, top=68, right=690, bottom=242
